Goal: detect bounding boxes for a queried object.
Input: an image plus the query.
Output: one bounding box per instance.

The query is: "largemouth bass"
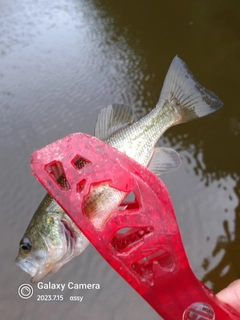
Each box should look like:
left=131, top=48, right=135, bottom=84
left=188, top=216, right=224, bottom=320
left=16, top=56, right=223, bottom=282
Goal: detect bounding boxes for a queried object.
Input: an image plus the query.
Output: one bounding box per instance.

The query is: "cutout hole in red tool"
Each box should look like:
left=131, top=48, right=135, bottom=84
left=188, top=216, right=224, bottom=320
left=120, top=191, right=139, bottom=211
left=76, top=179, right=86, bottom=193
left=71, top=155, right=91, bottom=169
left=83, top=181, right=113, bottom=223
left=45, top=161, right=69, bottom=190
left=131, top=249, right=175, bottom=285
left=111, top=227, right=153, bottom=252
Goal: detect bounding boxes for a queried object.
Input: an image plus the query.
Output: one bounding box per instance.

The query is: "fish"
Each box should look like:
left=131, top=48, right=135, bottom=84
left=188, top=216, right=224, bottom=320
left=15, top=56, right=223, bottom=282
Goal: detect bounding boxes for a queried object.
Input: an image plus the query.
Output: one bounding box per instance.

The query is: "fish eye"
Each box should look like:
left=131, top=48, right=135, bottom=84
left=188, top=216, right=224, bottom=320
left=21, top=243, right=31, bottom=251
left=20, top=237, right=31, bottom=251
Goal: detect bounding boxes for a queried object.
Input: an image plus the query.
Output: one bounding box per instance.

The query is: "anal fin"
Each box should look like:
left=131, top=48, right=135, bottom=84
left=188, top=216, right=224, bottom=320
left=148, top=147, right=182, bottom=177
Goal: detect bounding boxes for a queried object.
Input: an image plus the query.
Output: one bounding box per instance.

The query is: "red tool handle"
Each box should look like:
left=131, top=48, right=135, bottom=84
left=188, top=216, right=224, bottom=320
left=31, top=133, right=240, bottom=320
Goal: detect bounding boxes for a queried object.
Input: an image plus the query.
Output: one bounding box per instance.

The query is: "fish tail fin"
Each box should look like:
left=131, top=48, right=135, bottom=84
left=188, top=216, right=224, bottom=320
left=157, top=56, right=223, bottom=124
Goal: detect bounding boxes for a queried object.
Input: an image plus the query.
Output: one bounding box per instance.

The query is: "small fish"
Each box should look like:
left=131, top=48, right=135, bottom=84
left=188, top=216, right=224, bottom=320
left=16, top=56, right=223, bottom=282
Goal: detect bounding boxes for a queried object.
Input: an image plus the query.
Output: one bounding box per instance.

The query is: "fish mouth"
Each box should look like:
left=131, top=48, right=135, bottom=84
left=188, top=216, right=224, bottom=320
left=15, top=258, right=38, bottom=278
left=31, top=271, right=48, bottom=283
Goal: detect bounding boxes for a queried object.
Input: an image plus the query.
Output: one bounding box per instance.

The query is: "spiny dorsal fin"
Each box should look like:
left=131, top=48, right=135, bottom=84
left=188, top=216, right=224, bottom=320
left=157, top=56, right=223, bottom=122
left=148, top=147, right=182, bottom=177
left=94, top=104, right=135, bottom=140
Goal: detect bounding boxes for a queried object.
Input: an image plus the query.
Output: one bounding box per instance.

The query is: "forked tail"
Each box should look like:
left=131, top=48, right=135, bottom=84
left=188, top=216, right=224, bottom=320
left=157, top=56, right=223, bottom=123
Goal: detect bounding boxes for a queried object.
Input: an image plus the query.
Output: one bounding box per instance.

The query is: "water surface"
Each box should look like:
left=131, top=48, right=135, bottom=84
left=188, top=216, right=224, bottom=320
left=1, top=0, right=240, bottom=319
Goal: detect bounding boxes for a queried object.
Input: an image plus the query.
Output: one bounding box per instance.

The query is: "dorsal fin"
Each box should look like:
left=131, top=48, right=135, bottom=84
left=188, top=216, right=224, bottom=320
left=94, top=104, right=135, bottom=140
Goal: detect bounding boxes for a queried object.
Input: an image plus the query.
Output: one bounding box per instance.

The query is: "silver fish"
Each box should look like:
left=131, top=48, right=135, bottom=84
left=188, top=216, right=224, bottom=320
left=16, top=56, right=223, bottom=282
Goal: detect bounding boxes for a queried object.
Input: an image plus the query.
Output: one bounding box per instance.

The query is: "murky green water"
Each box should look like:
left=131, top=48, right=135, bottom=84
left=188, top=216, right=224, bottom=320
left=1, top=0, right=240, bottom=319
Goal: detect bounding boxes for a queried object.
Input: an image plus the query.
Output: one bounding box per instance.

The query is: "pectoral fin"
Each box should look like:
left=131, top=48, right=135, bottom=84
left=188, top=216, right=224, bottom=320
left=148, top=147, right=181, bottom=177
left=94, top=104, right=135, bottom=140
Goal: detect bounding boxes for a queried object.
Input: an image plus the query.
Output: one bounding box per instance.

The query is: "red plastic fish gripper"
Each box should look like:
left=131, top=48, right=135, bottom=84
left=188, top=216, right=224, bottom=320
left=31, top=133, right=240, bottom=320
